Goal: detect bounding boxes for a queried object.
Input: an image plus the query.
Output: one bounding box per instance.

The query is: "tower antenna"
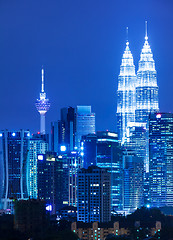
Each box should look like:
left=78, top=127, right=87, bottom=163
left=126, top=27, right=128, bottom=42
left=41, top=67, right=44, bottom=93
left=145, top=21, right=148, bottom=40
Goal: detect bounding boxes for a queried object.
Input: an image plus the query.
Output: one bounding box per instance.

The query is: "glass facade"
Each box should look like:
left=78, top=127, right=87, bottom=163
left=149, top=113, right=173, bottom=207
left=1, top=130, right=30, bottom=211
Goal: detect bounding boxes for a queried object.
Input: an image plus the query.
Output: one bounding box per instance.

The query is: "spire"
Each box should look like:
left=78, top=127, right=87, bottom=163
left=41, top=67, right=44, bottom=93
left=145, top=21, right=148, bottom=41
left=126, top=27, right=129, bottom=45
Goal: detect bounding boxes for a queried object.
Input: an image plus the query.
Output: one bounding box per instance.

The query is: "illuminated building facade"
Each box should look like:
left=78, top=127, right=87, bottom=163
left=135, top=23, right=159, bottom=123
left=28, top=133, right=49, bottom=199
left=122, top=149, right=144, bottom=213
left=1, top=130, right=30, bottom=211
left=77, top=166, right=111, bottom=223
left=76, top=106, right=95, bottom=149
left=117, top=36, right=137, bottom=144
left=82, top=131, right=122, bottom=211
left=37, top=152, right=64, bottom=213
left=149, top=113, right=173, bottom=208
left=117, top=23, right=159, bottom=144
left=35, top=68, right=50, bottom=135
left=59, top=150, right=83, bottom=207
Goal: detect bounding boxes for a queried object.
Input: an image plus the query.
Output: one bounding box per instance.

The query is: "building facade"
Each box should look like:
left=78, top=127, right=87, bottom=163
left=82, top=131, right=122, bottom=211
left=1, top=130, right=30, bottom=211
left=76, top=106, right=95, bottom=149
left=149, top=113, right=173, bottom=207
left=117, top=39, right=137, bottom=144
left=28, top=133, right=49, bottom=199
left=37, top=151, right=64, bottom=213
left=77, top=166, right=111, bottom=223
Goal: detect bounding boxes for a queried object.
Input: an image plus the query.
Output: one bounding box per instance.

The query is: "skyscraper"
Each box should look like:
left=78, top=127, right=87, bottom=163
left=117, top=23, right=159, bottom=143
left=135, top=22, right=159, bottom=123
left=77, top=166, right=111, bottom=222
left=75, top=106, right=95, bottom=149
left=28, top=133, right=49, bottom=199
left=36, top=68, right=50, bottom=135
left=82, top=131, right=122, bottom=211
left=37, top=152, right=64, bottom=213
left=149, top=113, right=173, bottom=208
left=122, top=148, right=144, bottom=213
left=1, top=130, right=30, bottom=211
left=117, top=30, right=137, bottom=144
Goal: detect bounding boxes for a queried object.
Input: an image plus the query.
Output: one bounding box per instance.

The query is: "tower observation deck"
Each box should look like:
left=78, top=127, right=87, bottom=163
left=35, top=68, right=50, bottom=134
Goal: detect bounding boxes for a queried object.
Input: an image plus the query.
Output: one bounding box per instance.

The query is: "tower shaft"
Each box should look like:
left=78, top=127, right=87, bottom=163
left=40, top=113, right=46, bottom=135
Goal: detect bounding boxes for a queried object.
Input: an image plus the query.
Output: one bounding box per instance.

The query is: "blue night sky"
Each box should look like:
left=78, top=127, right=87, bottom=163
left=0, top=0, right=172, bottom=134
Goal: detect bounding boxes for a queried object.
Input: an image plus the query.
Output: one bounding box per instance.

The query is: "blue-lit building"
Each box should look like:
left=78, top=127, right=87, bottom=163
left=77, top=166, right=111, bottom=223
left=59, top=150, right=83, bottom=207
left=75, top=106, right=95, bottom=149
left=122, top=149, right=144, bottom=213
left=1, top=130, right=30, bottom=211
left=117, top=37, right=137, bottom=144
left=135, top=24, right=159, bottom=123
left=81, top=131, right=122, bottom=211
left=37, top=151, right=63, bottom=213
left=149, top=113, right=173, bottom=208
left=117, top=23, right=159, bottom=145
left=28, top=133, right=49, bottom=199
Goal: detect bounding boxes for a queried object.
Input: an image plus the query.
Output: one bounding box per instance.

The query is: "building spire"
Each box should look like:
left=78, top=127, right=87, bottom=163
left=126, top=27, right=129, bottom=45
left=145, top=21, right=148, bottom=41
left=41, top=67, right=44, bottom=93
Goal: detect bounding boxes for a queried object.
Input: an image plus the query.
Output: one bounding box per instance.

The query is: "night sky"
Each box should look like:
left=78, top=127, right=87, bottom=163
left=0, top=0, right=172, bottom=134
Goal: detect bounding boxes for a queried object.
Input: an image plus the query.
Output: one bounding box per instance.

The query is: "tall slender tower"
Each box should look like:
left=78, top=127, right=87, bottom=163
left=135, top=22, right=159, bottom=123
left=35, top=68, right=50, bottom=134
left=117, top=29, right=137, bottom=143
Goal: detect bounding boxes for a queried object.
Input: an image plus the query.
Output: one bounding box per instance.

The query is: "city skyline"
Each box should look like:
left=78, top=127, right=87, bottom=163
left=0, top=1, right=172, bottom=134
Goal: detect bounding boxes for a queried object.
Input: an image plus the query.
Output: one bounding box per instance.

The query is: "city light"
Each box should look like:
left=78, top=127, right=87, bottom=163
left=60, top=145, right=66, bottom=152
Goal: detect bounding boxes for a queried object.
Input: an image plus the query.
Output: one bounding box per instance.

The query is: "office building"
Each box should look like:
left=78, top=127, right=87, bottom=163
left=149, top=113, right=173, bottom=207
left=135, top=22, right=159, bottom=123
left=37, top=152, right=63, bottom=213
left=28, top=133, right=49, bottom=199
left=117, top=22, right=159, bottom=143
left=59, top=150, right=83, bottom=207
left=51, top=107, right=76, bottom=153
left=117, top=32, right=137, bottom=144
left=77, top=166, right=111, bottom=223
left=1, top=130, right=30, bottom=211
left=122, top=149, right=144, bottom=213
left=82, top=131, right=122, bottom=211
left=76, top=106, right=95, bottom=149
left=35, top=68, right=50, bottom=135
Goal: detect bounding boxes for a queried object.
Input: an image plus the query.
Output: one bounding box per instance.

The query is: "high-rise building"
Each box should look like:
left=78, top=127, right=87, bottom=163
left=59, top=150, right=83, bottom=207
left=149, top=113, right=173, bottom=208
left=37, top=152, right=64, bottom=213
left=77, top=166, right=111, bottom=223
left=1, top=130, right=30, bottom=211
left=117, top=23, right=159, bottom=144
left=135, top=22, right=159, bottom=123
left=35, top=68, right=50, bottom=135
left=76, top=106, right=95, bottom=149
left=28, top=133, right=49, bottom=199
left=122, top=149, right=144, bottom=213
left=81, top=131, right=122, bottom=211
left=117, top=31, right=137, bottom=144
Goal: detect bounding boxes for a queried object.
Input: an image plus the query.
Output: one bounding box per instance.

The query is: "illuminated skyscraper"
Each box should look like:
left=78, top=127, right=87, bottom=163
left=36, top=68, right=50, bottom=135
left=1, top=130, right=30, bottom=211
left=135, top=22, right=159, bottom=123
left=75, top=106, right=95, bottom=149
left=117, top=29, right=137, bottom=143
left=149, top=113, right=173, bottom=208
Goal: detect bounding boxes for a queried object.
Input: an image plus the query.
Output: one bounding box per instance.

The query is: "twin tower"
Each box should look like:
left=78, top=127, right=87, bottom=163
left=117, top=22, right=159, bottom=143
